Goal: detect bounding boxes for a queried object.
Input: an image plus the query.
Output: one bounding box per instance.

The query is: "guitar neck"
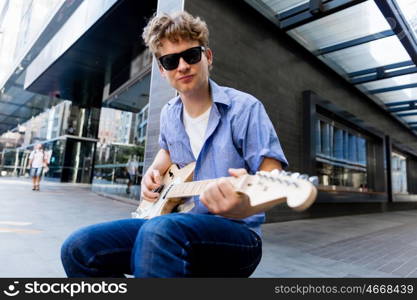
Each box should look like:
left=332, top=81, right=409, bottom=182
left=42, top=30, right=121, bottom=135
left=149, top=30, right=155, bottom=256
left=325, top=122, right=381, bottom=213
left=167, top=177, right=237, bottom=198
left=156, top=166, right=318, bottom=214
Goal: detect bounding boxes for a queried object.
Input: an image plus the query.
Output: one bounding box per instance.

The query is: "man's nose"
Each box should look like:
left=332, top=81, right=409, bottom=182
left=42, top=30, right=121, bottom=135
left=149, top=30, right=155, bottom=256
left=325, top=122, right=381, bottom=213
left=177, top=57, right=190, bottom=72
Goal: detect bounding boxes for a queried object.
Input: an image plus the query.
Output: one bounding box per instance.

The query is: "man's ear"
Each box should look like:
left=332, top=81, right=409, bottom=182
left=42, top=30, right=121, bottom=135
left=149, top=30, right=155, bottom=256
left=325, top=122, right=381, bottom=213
left=205, top=48, right=213, bottom=66
left=158, top=64, right=167, bottom=77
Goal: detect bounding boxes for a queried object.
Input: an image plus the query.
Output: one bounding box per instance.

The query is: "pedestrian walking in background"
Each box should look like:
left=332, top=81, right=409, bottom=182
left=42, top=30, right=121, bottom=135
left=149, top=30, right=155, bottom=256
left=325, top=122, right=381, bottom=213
left=28, top=143, right=48, bottom=191
left=126, top=155, right=139, bottom=194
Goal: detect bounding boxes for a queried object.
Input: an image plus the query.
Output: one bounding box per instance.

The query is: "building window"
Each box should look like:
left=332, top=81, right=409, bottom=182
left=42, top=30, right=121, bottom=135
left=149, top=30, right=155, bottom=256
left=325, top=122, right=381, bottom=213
left=315, top=116, right=368, bottom=189
left=136, top=104, right=148, bottom=144
left=392, top=152, right=407, bottom=194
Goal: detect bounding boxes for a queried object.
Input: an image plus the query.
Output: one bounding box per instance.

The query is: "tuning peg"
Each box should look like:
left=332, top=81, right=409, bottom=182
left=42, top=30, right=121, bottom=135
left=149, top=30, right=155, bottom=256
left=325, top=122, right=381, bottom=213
left=290, top=172, right=300, bottom=179
left=309, top=176, right=319, bottom=186
left=278, top=171, right=289, bottom=176
left=257, top=171, right=270, bottom=179
left=271, top=169, right=279, bottom=176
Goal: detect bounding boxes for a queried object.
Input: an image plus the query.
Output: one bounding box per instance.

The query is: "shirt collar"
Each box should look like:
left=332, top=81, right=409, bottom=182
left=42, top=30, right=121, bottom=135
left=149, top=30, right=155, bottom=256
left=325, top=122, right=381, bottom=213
left=209, top=79, right=231, bottom=107
left=167, top=79, right=231, bottom=108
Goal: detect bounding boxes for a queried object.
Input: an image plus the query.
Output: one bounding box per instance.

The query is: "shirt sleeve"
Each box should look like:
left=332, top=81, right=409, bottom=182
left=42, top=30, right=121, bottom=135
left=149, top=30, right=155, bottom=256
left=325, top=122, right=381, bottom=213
left=158, top=105, right=169, bottom=151
left=233, top=100, right=288, bottom=174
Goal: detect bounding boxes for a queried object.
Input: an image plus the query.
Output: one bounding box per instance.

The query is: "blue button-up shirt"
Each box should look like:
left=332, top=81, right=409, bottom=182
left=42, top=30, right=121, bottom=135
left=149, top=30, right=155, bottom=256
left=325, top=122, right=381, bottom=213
left=159, top=80, right=288, bottom=236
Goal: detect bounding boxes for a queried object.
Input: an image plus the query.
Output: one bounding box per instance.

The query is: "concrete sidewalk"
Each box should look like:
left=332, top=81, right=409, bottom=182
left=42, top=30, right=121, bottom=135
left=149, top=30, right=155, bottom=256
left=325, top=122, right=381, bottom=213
left=1, top=177, right=417, bottom=277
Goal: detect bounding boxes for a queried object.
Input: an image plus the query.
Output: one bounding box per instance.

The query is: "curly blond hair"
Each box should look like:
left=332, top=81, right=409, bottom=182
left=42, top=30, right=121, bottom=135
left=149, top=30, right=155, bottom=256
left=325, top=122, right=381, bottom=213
left=142, top=11, right=209, bottom=57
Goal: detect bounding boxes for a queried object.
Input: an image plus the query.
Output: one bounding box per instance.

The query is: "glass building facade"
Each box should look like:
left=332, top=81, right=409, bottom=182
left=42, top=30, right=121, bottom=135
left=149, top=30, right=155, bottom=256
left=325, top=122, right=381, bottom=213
left=92, top=105, right=148, bottom=200
left=0, top=100, right=149, bottom=189
left=0, top=99, right=99, bottom=183
left=392, top=152, right=408, bottom=194
left=315, top=116, right=368, bottom=190
left=0, top=0, right=152, bottom=199
left=0, top=0, right=65, bottom=87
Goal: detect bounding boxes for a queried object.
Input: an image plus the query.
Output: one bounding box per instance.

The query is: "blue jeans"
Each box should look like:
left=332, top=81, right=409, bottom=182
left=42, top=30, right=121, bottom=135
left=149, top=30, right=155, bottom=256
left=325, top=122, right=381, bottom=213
left=61, top=213, right=262, bottom=277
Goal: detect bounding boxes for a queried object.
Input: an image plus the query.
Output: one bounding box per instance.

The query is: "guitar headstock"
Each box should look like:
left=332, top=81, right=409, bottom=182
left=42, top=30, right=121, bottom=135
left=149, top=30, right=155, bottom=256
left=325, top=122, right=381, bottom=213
left=234, top=170, right=318, bottom=212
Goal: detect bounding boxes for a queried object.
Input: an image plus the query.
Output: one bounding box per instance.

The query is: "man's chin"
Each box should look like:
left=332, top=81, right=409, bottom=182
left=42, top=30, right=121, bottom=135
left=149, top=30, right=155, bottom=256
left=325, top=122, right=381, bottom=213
left=175, top=83, right=195, bottom=94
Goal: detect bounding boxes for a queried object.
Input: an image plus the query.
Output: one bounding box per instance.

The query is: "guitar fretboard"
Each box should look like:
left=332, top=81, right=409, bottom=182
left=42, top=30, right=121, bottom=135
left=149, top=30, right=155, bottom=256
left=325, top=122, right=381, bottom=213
left=167, top=177, right=238, bottom=198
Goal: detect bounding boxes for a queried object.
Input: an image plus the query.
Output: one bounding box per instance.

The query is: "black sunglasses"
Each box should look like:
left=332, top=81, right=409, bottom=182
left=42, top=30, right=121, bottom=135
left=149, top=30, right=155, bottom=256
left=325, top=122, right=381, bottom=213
left=158, top=46, right=206, bottom=71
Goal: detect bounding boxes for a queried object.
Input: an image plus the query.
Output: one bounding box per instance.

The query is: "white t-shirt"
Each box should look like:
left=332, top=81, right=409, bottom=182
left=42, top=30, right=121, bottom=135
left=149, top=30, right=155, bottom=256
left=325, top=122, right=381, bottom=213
left=182, top=105, right=212, bottom=159
left=126, top=160, right=139, bottom=175
left=29, top=150, right=45, bottom=168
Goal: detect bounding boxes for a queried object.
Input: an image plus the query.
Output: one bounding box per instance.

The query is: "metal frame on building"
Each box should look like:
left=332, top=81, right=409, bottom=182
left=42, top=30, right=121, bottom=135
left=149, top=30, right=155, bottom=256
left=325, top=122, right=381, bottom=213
left=246, top=0, right=417, bottom=134
left=277, top=0, right=368, bottom=31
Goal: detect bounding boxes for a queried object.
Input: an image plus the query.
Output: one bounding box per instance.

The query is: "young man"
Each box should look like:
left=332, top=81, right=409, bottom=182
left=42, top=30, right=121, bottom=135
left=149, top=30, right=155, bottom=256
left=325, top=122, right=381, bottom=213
left=29, top=143, right=48, bottom=191
left=61, top=11, right=288, bottom=277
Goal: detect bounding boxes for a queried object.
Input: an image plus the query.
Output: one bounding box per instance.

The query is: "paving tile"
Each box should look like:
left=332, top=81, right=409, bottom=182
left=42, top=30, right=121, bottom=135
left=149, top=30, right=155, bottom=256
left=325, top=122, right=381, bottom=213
left=391, top=257, right=417, bottom=276
left=405, top=269, right=417, bottom=278
left=341, top=242, right=382, bottom=263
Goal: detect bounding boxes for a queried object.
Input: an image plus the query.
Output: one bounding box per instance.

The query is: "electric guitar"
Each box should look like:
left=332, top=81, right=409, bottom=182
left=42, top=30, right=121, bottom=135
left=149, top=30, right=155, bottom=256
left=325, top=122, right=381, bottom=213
left=132, top=162, right=318, bottom=219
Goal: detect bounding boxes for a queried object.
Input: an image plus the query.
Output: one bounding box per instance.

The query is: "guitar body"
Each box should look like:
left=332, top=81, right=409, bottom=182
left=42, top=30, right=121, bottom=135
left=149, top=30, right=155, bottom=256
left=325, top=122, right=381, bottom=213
left=132, top=162, right=196, bottom=219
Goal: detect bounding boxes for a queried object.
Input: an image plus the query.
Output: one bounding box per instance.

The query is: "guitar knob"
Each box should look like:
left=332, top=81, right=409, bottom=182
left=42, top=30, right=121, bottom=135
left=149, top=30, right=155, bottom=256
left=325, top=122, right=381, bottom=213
left=299, top=174, right=309, bottom=180
left=309, top=176, right=319, bottom=186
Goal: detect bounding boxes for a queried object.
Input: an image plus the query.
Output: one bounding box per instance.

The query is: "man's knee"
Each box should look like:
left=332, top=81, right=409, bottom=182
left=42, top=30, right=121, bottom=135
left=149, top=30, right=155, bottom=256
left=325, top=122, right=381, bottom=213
left=61, top=226, right=95, bottom=265
left=138, top=214, right=191, bottom=241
